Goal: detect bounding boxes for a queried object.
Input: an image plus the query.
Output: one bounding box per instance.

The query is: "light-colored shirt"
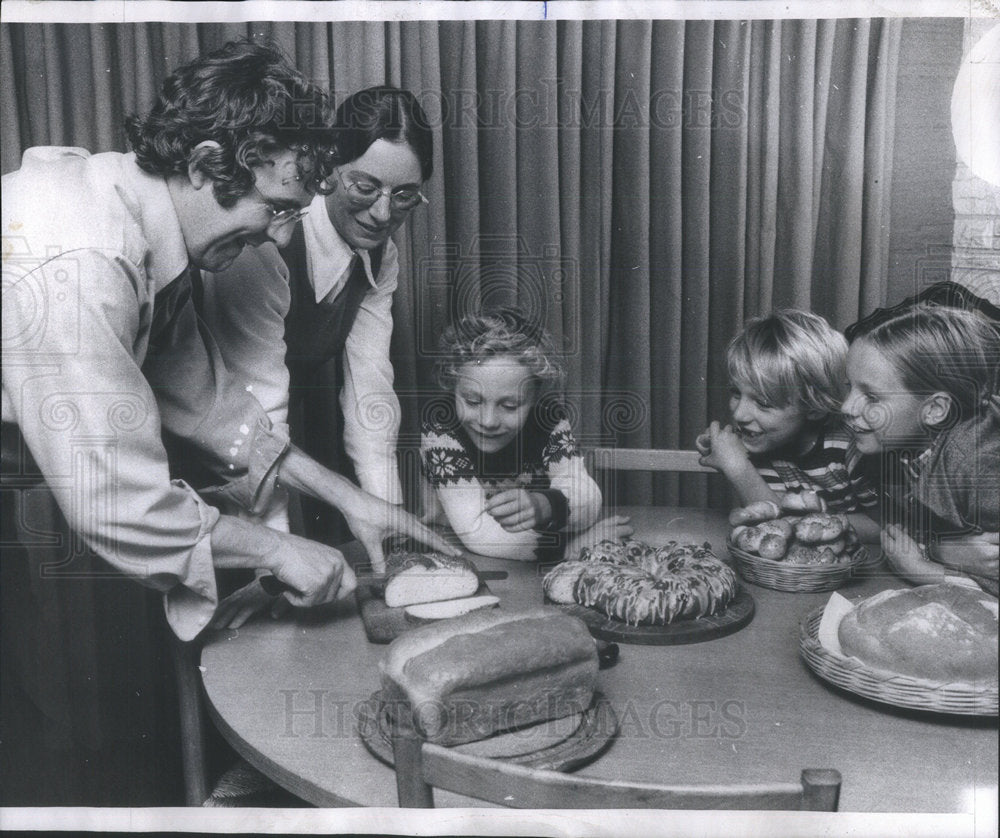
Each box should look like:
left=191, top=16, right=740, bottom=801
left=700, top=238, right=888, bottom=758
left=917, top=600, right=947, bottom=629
left=201, top=190, right=403, bottom=507
left=2, top=148, right=290, bottom=639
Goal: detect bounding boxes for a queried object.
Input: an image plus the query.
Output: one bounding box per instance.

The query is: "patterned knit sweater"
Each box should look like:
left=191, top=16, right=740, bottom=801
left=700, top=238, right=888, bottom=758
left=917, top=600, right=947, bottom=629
left=420, top=405, right=602, bottom=562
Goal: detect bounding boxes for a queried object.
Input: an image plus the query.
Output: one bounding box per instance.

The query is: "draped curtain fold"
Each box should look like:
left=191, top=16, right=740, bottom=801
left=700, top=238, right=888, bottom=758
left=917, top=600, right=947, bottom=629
left=0, top=19, right=903, bottom=803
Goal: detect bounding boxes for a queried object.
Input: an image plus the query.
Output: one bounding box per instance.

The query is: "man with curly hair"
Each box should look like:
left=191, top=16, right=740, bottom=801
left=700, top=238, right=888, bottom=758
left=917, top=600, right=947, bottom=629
left=1, top=41, right=453, bottom=803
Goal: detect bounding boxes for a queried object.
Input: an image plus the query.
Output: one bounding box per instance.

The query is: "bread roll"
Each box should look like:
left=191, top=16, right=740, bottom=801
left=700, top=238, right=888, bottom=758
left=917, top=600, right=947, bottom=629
left=786, top=543, right=841, bottom=565
left=734, top=519, right=792, bottom=558
left=793, top=513, right=846, bottom=545
left=838, top=584, right=999, bottom=683
left=380, top=607, right=598, bottom=745
left=728, top=500, right=781, bottom=527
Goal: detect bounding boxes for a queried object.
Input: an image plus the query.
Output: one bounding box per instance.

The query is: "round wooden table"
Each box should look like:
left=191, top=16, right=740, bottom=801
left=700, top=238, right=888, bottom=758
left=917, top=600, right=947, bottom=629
left=200, top=507, right=998, bottom=811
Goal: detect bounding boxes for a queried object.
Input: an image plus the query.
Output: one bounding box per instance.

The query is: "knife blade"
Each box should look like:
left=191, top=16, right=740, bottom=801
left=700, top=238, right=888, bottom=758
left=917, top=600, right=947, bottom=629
left=258, top=569, right=508, bottom=597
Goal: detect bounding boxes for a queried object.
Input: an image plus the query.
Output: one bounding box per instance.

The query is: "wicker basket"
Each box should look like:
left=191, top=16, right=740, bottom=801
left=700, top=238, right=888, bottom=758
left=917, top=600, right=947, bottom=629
left=727, top=540, right=868, bottom=592
left=799, top=606, right=998, bottom=716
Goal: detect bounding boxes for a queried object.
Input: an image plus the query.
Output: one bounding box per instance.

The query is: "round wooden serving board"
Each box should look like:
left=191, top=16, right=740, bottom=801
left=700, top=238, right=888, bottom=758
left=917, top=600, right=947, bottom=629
left=549, top=587, right=755, bottom=645
left=356, top=690, right=618, bottom=771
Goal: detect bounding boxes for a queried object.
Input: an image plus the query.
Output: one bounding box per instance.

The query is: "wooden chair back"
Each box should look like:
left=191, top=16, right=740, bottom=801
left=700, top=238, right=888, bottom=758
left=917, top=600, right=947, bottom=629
left=391, top=730, right=840, bottom=810
left=588, top=447, right=714, bottom=474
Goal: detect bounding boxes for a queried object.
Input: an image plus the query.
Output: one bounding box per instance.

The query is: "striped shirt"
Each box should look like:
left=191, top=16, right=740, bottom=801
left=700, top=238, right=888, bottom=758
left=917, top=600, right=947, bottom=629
left=749, top=417, right=878, bottom=513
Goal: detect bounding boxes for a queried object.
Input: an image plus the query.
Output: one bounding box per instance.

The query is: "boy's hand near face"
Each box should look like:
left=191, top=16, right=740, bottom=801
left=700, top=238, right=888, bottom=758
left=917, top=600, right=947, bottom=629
left=697, top=421, right=781, bottom=508
left=696, top=421, right=750, bottom=475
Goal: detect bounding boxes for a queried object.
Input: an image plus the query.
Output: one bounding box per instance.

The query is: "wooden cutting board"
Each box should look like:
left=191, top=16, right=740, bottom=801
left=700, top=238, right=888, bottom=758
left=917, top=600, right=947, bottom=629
left=550, top=587, right=755, bottom=645
left=356, top=582, right=494, bottom=644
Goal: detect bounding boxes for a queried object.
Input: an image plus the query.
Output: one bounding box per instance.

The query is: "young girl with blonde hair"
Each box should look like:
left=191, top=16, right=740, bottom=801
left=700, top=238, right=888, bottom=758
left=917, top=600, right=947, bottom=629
left=421, top=308, right=631, bottom=562
left=843, top=305, right=1000, bottom=594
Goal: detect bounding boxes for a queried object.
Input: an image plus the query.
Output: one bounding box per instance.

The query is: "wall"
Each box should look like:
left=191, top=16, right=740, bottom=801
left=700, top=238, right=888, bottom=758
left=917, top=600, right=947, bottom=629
left=885, top=17, right=965, bottom=304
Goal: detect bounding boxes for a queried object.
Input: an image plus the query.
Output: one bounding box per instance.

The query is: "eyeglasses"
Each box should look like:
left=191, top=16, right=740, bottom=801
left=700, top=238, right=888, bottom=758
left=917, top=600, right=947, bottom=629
left=336, top=170, right=428, bottom=212
left=252, top=183, right=309, bottom=229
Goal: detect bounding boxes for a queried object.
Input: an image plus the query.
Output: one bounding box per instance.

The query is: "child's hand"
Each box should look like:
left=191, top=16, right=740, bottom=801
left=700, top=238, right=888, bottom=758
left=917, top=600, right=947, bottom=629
left=930, top=532, right=999, bottom=582
left=210, top=577, right=291, bottom=630
left=485, top=489, right=549, bottom=532
left=697, top=421, right=749, bottom=474
left=882, top=524, right=946, bottom=584
left=565, top=515, right=634, bottom=560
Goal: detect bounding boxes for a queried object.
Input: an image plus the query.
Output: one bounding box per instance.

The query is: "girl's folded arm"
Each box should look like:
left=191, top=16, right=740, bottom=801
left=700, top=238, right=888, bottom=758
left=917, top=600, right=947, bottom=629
left=434, top=479, right=540, bottom=561
left=546, top=453, right=602, bottom=532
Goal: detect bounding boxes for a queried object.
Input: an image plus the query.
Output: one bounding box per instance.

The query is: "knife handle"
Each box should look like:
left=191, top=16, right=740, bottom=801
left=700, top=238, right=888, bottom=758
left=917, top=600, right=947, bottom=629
left=259, top=575, right=296, bottom=596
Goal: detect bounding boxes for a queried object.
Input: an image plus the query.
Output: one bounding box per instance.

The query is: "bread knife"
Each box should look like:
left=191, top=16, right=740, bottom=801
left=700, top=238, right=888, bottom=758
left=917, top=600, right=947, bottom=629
left=259, top=569, right=508, bottom=596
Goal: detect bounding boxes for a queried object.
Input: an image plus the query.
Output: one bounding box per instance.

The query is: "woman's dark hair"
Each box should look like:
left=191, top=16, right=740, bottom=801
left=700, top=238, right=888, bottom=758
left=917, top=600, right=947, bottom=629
left=334, top=86, right=433, bottom=181
left=125, top=40, right=337, bottom=206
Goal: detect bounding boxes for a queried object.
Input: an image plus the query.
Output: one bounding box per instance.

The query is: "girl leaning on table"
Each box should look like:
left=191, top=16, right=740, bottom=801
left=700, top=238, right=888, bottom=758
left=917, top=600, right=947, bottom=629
left=420, top=308, right=632, bottom=562
left=695, top=309, right=881, bottom=541
left=842, top=304, right=1000, bottom=596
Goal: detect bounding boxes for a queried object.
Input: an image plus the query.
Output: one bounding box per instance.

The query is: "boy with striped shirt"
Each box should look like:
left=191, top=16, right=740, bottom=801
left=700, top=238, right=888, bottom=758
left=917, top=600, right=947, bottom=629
left=696, top=310, right=880, bottom=540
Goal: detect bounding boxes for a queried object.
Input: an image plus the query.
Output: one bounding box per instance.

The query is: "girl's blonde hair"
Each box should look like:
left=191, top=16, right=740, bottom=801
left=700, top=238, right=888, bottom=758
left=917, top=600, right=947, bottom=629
left=435, top=308, right=564, bottom=393
left=727, top=309, right=848, bottom=416
left=851, top=305, right=1000, bottom=424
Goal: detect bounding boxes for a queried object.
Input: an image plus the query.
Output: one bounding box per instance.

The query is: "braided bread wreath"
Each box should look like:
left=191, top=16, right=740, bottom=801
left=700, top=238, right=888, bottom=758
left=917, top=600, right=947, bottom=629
left=543, top=539, right=738, bottom=626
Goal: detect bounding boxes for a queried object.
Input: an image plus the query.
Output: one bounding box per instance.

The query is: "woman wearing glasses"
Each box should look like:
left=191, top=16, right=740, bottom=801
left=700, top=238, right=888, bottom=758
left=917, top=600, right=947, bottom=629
left=197, top=87, right=433, bottom=625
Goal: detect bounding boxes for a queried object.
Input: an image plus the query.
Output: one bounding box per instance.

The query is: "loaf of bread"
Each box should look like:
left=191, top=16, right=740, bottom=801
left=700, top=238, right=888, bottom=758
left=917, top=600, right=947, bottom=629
left=380, top=606, right=598, bottom=745
left=838, top=584, right=999, bottom=683
left=382, top=551, right=479, bottom=608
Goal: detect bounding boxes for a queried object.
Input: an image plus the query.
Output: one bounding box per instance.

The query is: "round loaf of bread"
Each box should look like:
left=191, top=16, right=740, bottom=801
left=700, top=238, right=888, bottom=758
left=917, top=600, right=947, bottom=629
left=573, top=541, right=737, bottom=626
left=838, top=584, right=999, bottom=683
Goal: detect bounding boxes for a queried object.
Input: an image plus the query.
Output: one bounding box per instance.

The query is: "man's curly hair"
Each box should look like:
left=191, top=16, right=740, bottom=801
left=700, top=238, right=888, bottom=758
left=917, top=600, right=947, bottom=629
left=125, top=40, right=337, bottom=206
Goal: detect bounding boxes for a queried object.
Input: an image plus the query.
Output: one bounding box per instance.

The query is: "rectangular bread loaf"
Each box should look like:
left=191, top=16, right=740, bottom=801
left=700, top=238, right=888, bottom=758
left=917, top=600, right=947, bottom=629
left=379, top=606, right=598, bottom=745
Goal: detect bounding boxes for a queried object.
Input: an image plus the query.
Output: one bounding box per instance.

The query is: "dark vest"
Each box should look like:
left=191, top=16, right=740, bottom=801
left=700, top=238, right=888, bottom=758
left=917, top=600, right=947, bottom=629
left=281, top=224, right=383, bottom=394
left=279, top=225, right=385, bottom=543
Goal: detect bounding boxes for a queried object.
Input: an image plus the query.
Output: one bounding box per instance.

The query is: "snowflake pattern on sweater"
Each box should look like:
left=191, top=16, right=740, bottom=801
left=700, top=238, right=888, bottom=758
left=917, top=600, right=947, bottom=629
left=420, top=403, right=601, bottom=561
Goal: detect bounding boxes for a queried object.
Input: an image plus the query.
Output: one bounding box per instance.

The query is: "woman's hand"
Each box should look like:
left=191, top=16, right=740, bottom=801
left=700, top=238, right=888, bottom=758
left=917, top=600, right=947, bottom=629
left=340, top=490, right=461, bottom=573
left=275, top=445, right=460, bottom=574
left=696, top=421, right=750, bottom=475
left=210, top=576, right=291, bottom=630
left=882, top=524, right=946, bottom=585
left=485, top=489, right=551, bottom=533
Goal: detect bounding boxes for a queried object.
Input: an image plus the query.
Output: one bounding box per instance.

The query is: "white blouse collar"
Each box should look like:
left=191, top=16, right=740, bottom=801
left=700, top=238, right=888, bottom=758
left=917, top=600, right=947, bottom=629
left=301, top=193, right=378, bottom=303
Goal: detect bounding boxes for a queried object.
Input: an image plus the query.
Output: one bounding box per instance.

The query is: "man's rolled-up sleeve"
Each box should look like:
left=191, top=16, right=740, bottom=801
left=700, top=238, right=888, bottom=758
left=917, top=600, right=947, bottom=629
left=141, top=263, right=291, bottom=515
left=2, top=251, right=222, bottom=639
